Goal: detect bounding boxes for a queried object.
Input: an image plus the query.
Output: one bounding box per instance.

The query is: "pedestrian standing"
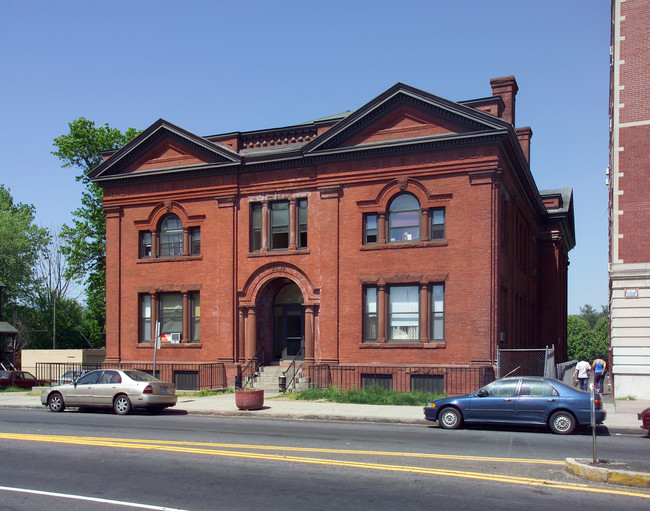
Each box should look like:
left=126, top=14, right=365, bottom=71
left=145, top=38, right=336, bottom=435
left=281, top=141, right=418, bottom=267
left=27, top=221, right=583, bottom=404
left=592, top=355, right=607, bottom=394
left=572, top=356, right=591, bottom=391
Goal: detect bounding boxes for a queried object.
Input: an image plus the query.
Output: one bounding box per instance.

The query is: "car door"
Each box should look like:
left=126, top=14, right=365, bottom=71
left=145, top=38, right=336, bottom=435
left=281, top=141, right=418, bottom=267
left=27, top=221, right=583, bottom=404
left=92, top=370, right=123, bottom=406
left=67, top=370, right=103, bottom=406
left=467, top=379, right=519, bottom=423
left=515, top=379, right=559, bottom=424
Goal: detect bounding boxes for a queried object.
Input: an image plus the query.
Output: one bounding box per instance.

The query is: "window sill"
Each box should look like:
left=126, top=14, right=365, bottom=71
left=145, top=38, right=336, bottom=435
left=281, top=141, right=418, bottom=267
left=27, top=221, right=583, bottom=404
left=359, top=342, right=446, bottom=349
left=137, top=342, right=202, bottom=348
left=248, top=249, right=310, bottom=258
left=360, top=241, right=447, bottom=251
left=137, top=255, right=203, bottom=264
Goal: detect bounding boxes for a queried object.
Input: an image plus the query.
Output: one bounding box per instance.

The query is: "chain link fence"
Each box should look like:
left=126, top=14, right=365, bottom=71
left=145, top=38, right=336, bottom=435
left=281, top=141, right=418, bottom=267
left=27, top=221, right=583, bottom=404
left=497, top=346, right=555, bottom=379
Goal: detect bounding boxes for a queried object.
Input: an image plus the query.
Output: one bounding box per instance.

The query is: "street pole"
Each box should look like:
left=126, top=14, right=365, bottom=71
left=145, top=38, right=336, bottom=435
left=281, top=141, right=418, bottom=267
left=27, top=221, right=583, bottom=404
left=153, top=322, right=160, bottom=379
left=591, top=374, right=597, bottom=463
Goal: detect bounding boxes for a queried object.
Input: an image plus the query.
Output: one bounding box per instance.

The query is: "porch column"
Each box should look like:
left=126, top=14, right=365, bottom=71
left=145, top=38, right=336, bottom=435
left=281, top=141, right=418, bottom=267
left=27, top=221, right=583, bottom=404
left=289, top=198, right=297, bottom=250
left=237, top=308, right=245, bottom=362
left=420, top=283, right=429, bottom=343
left=378, top=213, right=387, bottom=244
left=246, top=307, right=257, bottom=359
left=377, top=284, right=387, bottom=343
left=304, top=305, right=315, bottom=362
left=261, top=201, right=269, bottom=251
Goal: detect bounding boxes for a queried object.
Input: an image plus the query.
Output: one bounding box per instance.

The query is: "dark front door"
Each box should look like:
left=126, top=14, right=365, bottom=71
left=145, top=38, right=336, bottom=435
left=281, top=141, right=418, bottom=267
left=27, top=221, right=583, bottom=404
left=274, top=304, right=304, bottom=359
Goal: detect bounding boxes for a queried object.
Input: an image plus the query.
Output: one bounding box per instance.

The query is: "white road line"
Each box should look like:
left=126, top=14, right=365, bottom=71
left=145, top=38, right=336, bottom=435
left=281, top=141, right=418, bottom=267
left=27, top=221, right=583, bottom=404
left=0, top=485, right=189, bottom=510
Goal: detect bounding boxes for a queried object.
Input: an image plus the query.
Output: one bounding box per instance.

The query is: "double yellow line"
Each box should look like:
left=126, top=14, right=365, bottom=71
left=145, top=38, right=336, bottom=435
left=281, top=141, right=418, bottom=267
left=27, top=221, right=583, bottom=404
left=1, top=432, right=648, bottom=500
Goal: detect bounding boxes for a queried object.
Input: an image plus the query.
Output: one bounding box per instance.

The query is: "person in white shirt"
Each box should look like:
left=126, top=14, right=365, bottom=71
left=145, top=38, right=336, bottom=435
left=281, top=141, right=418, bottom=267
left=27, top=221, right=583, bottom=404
left=572, top=356, right=591, bottom=391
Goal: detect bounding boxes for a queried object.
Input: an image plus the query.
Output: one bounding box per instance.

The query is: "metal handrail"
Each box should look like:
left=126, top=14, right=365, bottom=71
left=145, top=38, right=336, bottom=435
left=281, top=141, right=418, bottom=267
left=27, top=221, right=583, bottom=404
left=239, top=347, right=265, bottom=389
left=281, top=347, right=304, bottom=392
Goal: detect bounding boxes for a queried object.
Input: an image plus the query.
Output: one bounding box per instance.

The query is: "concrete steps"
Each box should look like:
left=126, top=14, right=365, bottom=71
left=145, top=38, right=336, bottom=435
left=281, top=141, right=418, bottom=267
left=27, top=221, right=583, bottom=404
left=251, top=363, right=309, bottom=392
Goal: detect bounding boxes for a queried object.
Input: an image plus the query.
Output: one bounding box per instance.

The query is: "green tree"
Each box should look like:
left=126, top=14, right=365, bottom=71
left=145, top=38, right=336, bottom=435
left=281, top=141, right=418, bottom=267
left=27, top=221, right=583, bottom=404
left=567, top=304, right=610, bottom=363
left=0, top=185, right=49, bottom=306
left=52, top=118, right=139, bottom=345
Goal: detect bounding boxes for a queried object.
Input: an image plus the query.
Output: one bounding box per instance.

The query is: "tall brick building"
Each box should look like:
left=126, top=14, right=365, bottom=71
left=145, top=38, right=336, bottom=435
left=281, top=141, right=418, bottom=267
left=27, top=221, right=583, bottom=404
left=90, top=76, right=574, bottom=388
left=608, top=0, right=650, bottom=399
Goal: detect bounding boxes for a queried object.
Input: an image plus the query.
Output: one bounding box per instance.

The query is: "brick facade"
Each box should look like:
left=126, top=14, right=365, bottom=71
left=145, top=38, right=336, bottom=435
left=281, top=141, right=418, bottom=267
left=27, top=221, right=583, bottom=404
left=90, top=77, right=574, bottom=384
left=608, top=0, right=650, bottom=399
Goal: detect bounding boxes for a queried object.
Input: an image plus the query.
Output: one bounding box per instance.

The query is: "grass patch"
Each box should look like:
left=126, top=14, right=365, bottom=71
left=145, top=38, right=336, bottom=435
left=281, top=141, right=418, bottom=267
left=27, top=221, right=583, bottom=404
left=291, top=385, right=444, bottom=406
left=178, top=388, right=234, bottom=397
left=0, top=386, right=28, bottom=393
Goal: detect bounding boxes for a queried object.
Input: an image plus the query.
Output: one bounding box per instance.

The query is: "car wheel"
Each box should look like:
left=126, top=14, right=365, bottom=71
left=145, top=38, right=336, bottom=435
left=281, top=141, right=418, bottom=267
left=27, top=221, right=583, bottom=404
left=549, top=410, right=576, bottom=434
left=48, top=393, right=65, bottom=413
left=438, top=407, right=462, bottom=429
left=113, top=395, right=132, bottom=415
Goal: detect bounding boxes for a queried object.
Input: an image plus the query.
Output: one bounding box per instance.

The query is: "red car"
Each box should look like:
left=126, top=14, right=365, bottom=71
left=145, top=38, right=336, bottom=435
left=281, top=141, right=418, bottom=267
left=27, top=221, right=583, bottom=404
left=0, top=370, right=45, bottom=390
left=639, top=408, right=650, bottom=431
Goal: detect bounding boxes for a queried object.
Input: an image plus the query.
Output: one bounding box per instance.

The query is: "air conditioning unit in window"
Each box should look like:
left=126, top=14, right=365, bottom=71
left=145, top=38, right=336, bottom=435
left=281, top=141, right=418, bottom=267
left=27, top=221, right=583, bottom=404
left=170, top=333, right=181, bottom=343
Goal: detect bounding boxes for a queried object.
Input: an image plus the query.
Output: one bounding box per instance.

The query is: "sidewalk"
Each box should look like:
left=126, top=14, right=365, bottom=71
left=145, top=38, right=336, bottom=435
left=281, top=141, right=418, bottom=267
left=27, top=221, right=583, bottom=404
left=0, top=388, right=647, bottom=433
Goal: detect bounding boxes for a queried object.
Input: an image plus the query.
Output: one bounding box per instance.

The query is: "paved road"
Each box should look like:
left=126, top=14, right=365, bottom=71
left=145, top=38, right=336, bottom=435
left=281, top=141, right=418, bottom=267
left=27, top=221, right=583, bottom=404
left=0, top=409, right=649, bottom=510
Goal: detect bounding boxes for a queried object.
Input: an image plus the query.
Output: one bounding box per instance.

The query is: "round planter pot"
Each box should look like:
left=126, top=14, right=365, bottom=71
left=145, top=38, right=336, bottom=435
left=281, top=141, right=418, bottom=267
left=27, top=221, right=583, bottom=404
left=235, top=389, right=264, bottom=410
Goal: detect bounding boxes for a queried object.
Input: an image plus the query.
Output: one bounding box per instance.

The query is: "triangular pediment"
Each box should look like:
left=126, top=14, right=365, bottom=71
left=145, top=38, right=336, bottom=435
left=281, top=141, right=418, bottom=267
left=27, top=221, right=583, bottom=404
left=89, top=119, right=241, bottom=181
left=304, top=83, right=510, bottom=154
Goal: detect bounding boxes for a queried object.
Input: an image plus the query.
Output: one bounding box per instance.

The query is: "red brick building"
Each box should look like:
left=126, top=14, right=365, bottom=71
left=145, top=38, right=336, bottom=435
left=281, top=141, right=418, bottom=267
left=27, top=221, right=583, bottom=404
left=90, top=76, right=574, bottom=388
left=608, top=0, right=650, bottom=399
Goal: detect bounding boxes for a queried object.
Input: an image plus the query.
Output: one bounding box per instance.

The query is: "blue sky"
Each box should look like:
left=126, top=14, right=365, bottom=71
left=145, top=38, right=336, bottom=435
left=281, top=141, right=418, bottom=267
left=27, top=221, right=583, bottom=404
left=0, top=0, right=610, bottom=314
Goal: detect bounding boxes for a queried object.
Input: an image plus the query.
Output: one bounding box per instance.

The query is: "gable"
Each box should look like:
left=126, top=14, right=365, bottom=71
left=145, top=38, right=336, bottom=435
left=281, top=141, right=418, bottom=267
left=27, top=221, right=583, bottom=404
left=339, top=105, right=471, bottom=147
left=118, top=138, right=215, bottom=174
left=303, top=83, right=509, bottom=154
left=89, top=119, right=241, bottom=182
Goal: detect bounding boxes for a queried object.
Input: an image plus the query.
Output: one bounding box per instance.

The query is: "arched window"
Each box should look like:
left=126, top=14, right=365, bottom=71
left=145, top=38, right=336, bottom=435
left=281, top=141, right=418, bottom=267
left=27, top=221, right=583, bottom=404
left=159, top=214, right=183, bottom=257
left=388, top=194, right=420, bottom=242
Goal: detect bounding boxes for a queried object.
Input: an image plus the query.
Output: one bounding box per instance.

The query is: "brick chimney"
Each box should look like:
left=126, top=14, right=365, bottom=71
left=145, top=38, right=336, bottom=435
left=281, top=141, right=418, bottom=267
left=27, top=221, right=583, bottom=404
left=490, top=76, right=518, bottom=126
left=515, top=126, right=533, bottom=164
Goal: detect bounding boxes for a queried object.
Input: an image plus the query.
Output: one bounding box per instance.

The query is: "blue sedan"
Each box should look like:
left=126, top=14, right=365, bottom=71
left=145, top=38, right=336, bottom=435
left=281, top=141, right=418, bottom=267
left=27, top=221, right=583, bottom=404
left=424, top=376, right=606, bottom=434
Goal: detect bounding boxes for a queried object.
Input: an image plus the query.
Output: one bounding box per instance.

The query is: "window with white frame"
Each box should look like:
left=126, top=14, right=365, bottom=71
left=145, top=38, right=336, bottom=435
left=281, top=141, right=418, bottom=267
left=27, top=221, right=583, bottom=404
left=159, top=214, right=183, bottom=257
left=388, top=194, right=420, bottom=243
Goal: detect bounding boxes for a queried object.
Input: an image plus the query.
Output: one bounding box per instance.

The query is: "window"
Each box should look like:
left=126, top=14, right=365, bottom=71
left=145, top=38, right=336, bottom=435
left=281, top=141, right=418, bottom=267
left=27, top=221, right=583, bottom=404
left=250, top=198, right=308, bottom=252
left=250, top=203, right=262, bottom=252
left=364, top=214, right=378, bottom=244
left=139, top=292, right=200, bottom=343
left=270, top=201, right=290, bottom=250
left=139, top=294, right=151, bottom=342
left=363, top=286, right=378, bottom=341
left=298, top=198, right=308, bottom=249
left=160, top=293, right=183, bottom=338
left=388, top=194, right=420, bottom=242
left=363, top=283, right=445, bottom=343
left=190, top=227, right=201, bottom=255
left=431, top=284, right=444, bottom=340
left=389, top=285, right=419, bottom=341
left=190, top=292, right=200, bottom=342
left=159, top=214, right=183, bottom=257
left=430, top=207, right=446, bottom=241
left=139, top=232, right=152, bottom=259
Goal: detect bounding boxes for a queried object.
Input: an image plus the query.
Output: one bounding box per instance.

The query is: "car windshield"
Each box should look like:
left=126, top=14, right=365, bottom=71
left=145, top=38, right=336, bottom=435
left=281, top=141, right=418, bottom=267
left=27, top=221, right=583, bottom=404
left=124, top=370, right=160, bottom=382
left=0, top=371, right=10, bottom=378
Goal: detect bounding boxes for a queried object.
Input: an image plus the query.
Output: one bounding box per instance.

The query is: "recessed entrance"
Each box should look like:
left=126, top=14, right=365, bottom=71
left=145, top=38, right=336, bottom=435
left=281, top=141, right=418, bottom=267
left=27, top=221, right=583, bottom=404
left=273, top=283, right=304, bottom=360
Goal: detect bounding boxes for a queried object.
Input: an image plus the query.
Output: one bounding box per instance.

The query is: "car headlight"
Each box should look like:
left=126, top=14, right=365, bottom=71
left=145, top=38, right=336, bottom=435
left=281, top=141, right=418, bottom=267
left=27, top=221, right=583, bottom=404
left=428, top=403, right=436, bottom=408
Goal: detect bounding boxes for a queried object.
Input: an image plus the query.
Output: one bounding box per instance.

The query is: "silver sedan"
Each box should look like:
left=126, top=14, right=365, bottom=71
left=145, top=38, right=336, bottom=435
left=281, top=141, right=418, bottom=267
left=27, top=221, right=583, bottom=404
left=41, top=369, right=177, bottom=415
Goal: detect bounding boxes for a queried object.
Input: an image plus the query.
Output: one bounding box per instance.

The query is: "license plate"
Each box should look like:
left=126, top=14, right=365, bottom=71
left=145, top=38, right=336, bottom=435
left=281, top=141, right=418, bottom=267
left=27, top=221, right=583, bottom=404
left=160, top=386, right=169, bottom=394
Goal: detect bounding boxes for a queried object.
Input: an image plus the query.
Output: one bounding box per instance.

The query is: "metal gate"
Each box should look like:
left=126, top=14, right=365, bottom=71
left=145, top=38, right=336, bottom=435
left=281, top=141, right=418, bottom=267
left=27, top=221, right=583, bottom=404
left=497, top=346, right=555, bottom=379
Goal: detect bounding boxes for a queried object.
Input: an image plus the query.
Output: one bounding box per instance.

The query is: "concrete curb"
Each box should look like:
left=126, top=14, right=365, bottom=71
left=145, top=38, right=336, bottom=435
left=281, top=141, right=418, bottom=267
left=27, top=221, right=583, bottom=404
left=565, top=457, right=650, bottom=488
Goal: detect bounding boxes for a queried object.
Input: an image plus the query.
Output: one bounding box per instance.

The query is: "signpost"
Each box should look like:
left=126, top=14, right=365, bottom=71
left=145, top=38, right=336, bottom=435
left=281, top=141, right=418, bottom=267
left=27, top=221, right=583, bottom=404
left=153, top=322, right=160, bottom=379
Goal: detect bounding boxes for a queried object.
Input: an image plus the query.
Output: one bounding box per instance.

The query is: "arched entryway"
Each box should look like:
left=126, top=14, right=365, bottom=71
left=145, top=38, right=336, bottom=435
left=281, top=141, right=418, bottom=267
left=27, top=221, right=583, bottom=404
left=273, top=282, right=304, bottom=360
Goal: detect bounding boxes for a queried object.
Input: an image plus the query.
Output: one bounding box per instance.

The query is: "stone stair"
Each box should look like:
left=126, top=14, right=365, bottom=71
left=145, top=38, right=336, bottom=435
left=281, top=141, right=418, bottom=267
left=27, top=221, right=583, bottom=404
left=251, top=362, right=309, bottom=392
